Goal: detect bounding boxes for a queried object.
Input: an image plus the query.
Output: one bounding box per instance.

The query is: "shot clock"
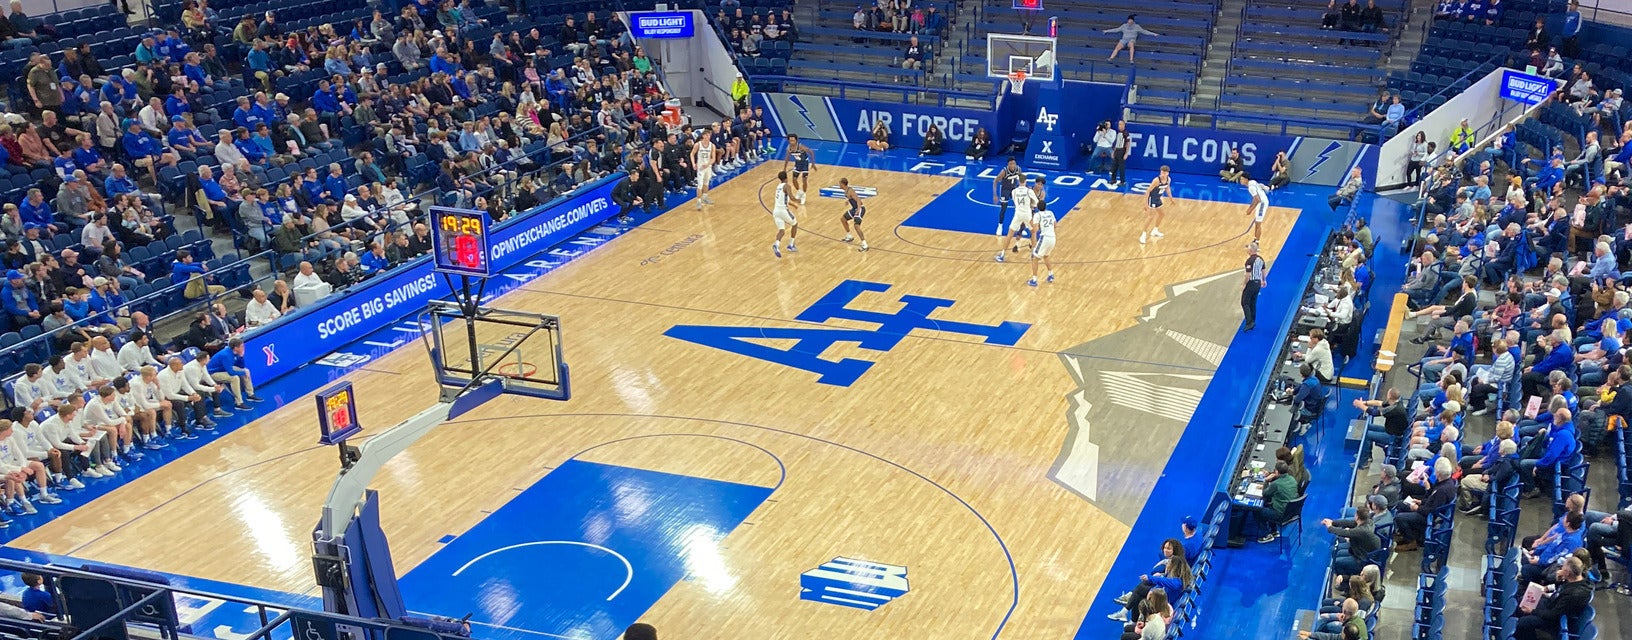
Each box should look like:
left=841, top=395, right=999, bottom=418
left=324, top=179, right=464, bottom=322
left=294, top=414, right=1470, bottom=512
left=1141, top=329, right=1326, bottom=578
left=1012, top=0, right=1042, bottom=9
left=430, top=206, right=492, bottom=277
left=316, top=381, right=363, bottom=445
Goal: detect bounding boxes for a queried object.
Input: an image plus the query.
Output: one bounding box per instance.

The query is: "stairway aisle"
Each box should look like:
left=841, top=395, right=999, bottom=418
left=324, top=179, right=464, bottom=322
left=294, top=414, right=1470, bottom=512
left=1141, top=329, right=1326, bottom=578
left=1186, top=0, right=1247, bottom=126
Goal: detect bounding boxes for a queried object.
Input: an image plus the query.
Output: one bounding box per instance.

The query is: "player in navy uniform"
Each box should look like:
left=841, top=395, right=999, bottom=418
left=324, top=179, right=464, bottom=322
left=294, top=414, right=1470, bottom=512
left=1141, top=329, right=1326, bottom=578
left=1140, top=165, right=1172, bottom=244
left=993, top=157, right=1025, bottom=237
left=839, top=177, right=869, bottom=252
left=783, top=135, right=814, bottom=204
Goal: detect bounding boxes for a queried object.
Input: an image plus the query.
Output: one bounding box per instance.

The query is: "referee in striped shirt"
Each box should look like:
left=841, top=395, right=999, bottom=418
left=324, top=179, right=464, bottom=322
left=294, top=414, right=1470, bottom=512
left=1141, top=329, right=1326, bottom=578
left=1243, top=242, right=1265, bottom=331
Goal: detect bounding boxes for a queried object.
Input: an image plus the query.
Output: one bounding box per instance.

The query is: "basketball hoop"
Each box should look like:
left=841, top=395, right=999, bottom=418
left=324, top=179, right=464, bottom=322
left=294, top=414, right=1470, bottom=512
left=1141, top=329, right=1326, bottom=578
left=1009, top=70, right=1028, bottom=95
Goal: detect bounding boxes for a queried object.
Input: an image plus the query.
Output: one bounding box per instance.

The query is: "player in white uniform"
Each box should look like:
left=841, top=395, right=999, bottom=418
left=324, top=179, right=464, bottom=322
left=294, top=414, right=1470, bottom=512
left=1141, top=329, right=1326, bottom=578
left=996, top=178, right=1040, bottom=262
left=770, top=171, right=801, bottom=258
left=1028, top=199, right=1058, bottom=287
left=693, top=135, right=717, bottom=209
left=1239, top=175, right=1269, bottom=242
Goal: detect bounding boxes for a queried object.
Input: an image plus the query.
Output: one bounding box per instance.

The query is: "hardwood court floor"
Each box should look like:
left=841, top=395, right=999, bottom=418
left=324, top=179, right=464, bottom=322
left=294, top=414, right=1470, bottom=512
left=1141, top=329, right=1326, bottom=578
left=14, top=166, right=1297, bottom=639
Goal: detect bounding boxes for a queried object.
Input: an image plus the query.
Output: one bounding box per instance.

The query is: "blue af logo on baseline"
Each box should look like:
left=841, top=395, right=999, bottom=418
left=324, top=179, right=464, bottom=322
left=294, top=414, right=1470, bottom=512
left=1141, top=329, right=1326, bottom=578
left=664, top=280, right=1030, bottom=386
left=801, top=557, right=910, bottom=611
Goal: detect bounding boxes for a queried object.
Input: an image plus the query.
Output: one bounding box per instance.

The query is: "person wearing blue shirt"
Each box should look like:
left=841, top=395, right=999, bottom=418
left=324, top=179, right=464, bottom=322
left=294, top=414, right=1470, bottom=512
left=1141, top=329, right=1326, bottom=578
left=323, top=53, right=350, bottom=78
left=103, top=165, right=138, bottom=199
left=18, top=189, right=56, bottom=233
left=205, top=338, right=260, bottom=408
left=429, top=50, right=459, bottom=76
left=19, top=574, right=56, bottom=618
left=58, top=77, right=86, bottom=116
left=165, top=88, right=193, bottom=120
left=300, top=168, right=327, bottom=204
left=1179, top=516, right=1204, bottom=565
left=323, top=164, right=349, bottom=203
left=52, top=149, right=78, bottom=181
left=1562, top=0, right=1582, bottom=55
left=311, top=81, right=343, bottom=115
left=183, top=60, right=210, bottom=88
left=232, top=97, right=262, bottom=130
left=1521, top=409, right=1578, bottom=496
left=247, top=42, right=274, bottom=91
left=1484, top=0, right=1503, bottom=25
left=121, top=119, right=176, bottom=182
left=1293, top=363, right=1323, bottom=421
left=3, top=270, right=40, bottom=326
left=72, top=140, right=106, bottom=178
left=166, top=117, right=207, bottom=158
left=251, top=96, right=276, bottom=126
left=1519, top=511, right=1585, bottom=587
left=1522, top=333, right=1576, bottom=398
left=133, top=37, right=158, bottom=64
left=234, top=129, right=268, bottom=166
left=1382, top=94, right=1406, bottom=139
left=359, top=242, right=390, bottom=274
left=195, top=164, right=232, bottom=223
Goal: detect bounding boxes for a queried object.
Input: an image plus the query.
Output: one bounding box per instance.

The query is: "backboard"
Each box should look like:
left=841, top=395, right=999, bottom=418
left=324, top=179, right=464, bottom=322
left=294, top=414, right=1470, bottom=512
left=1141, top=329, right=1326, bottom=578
left=422, top=300, right=569, bottom=401
left=986, top=33, right=1057, bottom=81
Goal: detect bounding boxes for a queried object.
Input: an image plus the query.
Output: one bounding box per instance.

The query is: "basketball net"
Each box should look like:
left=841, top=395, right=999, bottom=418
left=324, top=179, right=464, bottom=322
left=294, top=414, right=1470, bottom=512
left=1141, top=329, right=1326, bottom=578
left=1009, top=70, right=1028, bottom=95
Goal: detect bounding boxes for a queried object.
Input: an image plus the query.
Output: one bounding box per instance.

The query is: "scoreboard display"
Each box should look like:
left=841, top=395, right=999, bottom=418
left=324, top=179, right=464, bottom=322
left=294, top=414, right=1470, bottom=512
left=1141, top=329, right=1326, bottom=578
left=1013, top=0, right=1043, bottom=9
left=430, top=206, right=492, bottom=277
left=316, top=381, right=362, bottom=445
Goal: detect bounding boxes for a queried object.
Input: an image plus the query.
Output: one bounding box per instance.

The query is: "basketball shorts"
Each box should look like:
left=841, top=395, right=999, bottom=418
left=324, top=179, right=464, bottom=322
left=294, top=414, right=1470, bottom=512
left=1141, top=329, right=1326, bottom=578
left=1149, top=197, right=1164, bottom=209
left=698, top=166, right=714, bottom=187
left=845, top=205, right=866, bottom=223
left=1034, top=235, right=1056, bottom=258
left=793, top=165, right=811, bottom=177
left=1253, top=202, right=1268, bottom=222
left=772, top=208, right=797, bottom=230
left=1009, top=211, right=1034, bottom=234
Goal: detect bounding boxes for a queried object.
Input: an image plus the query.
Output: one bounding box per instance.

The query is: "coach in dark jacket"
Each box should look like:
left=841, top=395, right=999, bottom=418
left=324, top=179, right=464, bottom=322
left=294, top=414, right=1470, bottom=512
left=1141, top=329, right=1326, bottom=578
left=612, top=175, right=644, bottom=220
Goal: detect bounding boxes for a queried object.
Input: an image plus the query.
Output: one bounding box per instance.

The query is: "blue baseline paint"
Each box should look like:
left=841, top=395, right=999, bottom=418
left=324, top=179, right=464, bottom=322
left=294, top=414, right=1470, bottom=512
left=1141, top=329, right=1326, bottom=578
left=397, top=460, right=773, bottom=640
left=567, top=433, right=788, bottom=491
left=1177, top=196, right=1414, bottom=640
left=1070, top=186, right=1338, bottom=638
left=439, top=412, right=1022, bottom=640
left=664, top=280, right=1030, bottom=386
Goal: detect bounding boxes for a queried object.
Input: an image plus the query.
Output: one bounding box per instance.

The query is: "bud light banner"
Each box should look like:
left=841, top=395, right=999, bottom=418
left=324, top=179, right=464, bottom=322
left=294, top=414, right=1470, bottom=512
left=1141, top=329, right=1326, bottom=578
left=756, top=93, right=998, bottom=155
left=238, top=176, right=623, bottom=385
left=629, top=12, right=695, bottom=39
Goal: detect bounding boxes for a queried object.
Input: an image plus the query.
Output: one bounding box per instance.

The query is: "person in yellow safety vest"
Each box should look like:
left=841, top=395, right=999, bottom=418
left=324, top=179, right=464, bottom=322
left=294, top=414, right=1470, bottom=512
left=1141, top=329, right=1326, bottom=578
left=1449, top=118, right=1476, bottom=154
left=731, top=71, right=750, bottom=112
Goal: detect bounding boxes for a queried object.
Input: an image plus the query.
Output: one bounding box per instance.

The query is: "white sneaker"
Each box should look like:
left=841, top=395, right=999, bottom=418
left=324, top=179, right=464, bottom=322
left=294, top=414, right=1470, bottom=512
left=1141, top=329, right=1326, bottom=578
left=842, top=234, right=854, bottom=243
left=695, top=199, right=704, bottom=210
left=103, top=462, right=122, bottom=472
left=859, top=242, right=869, bottom=251
left=1151, top=228, right=1165, bottom=238
left=1139, top=232, right=1147, bottom=244
left=66, top=479, right=85, bottom=490
left=702, top=195, right=714, bottom=204
left=81, top=468, right=105, bottom=479
left=19, top=500, right=35, bottom=515
left=36, top=493, right=61, bottom=505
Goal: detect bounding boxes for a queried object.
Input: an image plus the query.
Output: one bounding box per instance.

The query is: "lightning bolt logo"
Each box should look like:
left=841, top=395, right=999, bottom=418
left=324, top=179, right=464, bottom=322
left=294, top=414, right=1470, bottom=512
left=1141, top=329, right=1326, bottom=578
left=1304, top=141, right=1343, bottom=180
left=786, top=95, right=818, bottom=130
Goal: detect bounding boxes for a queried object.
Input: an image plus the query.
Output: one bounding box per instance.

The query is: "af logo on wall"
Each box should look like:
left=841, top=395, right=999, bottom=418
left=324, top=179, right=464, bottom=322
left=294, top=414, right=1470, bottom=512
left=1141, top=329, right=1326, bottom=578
left=800, top=557, right=910, bottom=610
left=665, top=280, right=1031, bottom=386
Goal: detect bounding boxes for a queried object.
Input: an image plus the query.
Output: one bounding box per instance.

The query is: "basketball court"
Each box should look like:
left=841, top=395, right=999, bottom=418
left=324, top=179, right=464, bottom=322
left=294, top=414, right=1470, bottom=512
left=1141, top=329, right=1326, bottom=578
left=8, top=151, right=1308, bottom=639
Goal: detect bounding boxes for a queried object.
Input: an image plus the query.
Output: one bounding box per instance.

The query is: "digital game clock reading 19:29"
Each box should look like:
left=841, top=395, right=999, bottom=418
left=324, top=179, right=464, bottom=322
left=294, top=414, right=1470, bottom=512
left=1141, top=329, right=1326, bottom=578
left=430, top=206, right=492, bottom=277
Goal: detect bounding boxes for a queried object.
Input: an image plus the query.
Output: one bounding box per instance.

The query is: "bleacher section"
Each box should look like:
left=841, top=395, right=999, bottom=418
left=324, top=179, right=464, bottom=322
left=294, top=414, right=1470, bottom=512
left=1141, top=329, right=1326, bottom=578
left=1394, top=0, right=1631, bottom=181
left=1220, top=0, right=1405, bottom=130
left=712, top=0, right=955, bottom=89
left=961, top=0, right=1213, bottom=108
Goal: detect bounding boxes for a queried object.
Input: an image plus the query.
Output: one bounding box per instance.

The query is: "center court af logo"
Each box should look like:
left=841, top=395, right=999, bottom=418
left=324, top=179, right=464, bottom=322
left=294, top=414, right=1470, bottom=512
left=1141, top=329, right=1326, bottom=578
left=664, top=280, right=1031, bottom=386
left=816, top=185, right=878, bottom=200
left=800, top=557, right=910, bottom=610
